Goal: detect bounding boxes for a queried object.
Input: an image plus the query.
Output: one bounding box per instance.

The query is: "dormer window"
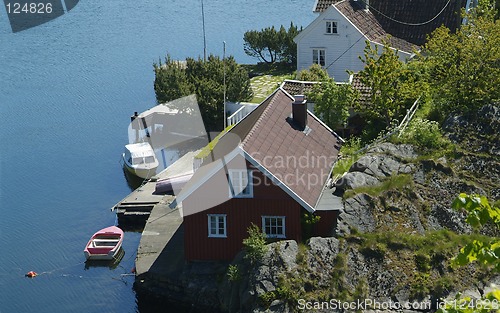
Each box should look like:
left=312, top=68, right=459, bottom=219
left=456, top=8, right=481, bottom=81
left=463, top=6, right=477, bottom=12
left=326, top=21, right=338, bottom=34
left=228, top=169, right=253, bottom=198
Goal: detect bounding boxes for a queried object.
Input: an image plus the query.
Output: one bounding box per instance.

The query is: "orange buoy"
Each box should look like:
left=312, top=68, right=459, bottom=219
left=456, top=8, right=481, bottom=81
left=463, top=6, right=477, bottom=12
left=25, top=271, right=37, bottom=278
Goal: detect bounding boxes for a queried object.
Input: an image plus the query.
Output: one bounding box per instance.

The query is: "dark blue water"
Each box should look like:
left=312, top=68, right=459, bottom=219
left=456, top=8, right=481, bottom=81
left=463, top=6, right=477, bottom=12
left=0, top=1, right=314, bottom=312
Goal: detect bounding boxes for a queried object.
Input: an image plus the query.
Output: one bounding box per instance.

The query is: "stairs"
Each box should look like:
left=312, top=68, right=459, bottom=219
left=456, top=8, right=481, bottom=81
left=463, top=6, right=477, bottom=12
left=115, top=201, right=159, bottom=229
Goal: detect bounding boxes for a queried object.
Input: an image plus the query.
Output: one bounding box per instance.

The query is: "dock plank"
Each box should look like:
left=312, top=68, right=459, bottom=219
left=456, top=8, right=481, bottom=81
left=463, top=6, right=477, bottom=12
left=135, top=196, right=184, bottom=278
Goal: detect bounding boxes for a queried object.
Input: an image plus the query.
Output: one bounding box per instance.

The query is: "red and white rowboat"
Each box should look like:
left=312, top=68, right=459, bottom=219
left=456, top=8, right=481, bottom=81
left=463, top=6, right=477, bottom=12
left=84, top=226, right=124, bottom=261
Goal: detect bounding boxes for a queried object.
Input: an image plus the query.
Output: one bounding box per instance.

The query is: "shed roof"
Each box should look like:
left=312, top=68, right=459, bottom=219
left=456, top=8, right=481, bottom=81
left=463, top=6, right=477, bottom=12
left=175, top=88, right=343, bottom=212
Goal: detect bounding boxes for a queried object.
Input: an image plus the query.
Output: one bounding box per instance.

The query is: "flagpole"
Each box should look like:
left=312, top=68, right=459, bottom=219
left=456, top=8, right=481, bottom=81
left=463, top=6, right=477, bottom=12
left=223, top=41, right=227, bottom=129
left=201, top=0, right=207, bottom=61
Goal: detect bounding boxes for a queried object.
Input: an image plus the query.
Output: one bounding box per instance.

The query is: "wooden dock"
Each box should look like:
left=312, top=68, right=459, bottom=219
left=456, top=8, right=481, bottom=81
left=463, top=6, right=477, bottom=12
left=112, top=149, right=200, bottom=228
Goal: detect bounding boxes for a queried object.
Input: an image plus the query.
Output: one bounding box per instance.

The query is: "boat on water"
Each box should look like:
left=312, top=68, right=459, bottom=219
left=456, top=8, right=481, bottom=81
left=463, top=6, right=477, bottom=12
left=122, top=142, right=159, bottom=179
left=84, top=226, right=124, bottom=261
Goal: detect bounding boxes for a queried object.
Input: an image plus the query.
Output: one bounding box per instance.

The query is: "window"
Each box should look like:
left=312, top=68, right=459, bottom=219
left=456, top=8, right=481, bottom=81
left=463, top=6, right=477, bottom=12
left=208, top=214, right=227, bottom=237
left=262, top=216, right=286, bottom=238
left=313, top=49, right=325, bottom=66
left=228, top=170, right=253, bottom=198
left=326, top=21, right=338, bottom=34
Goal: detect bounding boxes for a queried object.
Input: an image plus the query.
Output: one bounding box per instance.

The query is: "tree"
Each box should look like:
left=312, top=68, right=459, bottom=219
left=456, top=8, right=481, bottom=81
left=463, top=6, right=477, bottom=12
left=421, top=3, right=500, bottom=117
left=296, top=63, right=330, bottom=81
left=242, top=224, right=268, bottom=265
left=451, top=193, right=500, bottom=271
left=153, top=54, right=253, bottom=131
left=243, top=23, right=300, bottom=64
left=436, top=194, right=500, bottom=313
left=153, top=55, right=193, bottom=104
left=358, top=42, right=422, bottom=128
left=309, top=78, right=357, bottom=131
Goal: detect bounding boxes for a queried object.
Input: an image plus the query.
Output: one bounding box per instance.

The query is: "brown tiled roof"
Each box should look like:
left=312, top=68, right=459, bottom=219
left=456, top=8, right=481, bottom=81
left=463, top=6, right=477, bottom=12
left=314, top=0, right=343, bottom=12
left=281, top=77, right=370, bottom=105
left=240, top=89, right=342, bottom=210
left=316, top=0, right=466, bottom=46
left=280, top=80, right=319, bottom=95
left=350, top=74, right=371, bottom=105
left=176, top=89, right=342, bottom=211
left=336, top=1, right=417, bottom=52
left=369, top=0, right=466, bottom=46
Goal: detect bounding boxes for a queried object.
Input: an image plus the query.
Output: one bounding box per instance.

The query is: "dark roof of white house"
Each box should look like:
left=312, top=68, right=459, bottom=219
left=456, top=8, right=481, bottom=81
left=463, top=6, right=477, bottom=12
left=315, top=0, right=466, bottom=46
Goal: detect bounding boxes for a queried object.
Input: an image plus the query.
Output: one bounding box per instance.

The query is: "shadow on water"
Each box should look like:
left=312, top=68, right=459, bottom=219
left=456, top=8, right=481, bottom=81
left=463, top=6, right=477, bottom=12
left=84, top=248, right=125, bottom=270
left=122, top=167, right=145, bottom=191
left=135, top=293, right=193, bottom=313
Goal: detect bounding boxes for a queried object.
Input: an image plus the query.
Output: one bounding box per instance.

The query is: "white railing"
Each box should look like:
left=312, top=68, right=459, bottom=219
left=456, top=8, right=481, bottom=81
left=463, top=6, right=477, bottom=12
left=397, top=96, right=421, bottom=137
left=227, top=106, right=247, bottom=126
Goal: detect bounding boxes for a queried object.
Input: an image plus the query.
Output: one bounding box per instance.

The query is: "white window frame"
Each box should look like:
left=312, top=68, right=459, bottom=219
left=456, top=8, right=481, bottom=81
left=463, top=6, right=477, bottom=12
left=228, top=169, right=253, bottom=198
left=312, top=49, right=326, bottom=67
left=208, top=214, right=227, bottom=238
left=262, top=216, right=286, bottom=239
left=325, top=21, right=338, bottom=34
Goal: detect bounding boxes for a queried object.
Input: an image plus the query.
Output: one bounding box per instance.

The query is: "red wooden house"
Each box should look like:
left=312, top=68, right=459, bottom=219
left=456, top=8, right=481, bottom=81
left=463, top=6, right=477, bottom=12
left=174, top=88, right=343, bottom=261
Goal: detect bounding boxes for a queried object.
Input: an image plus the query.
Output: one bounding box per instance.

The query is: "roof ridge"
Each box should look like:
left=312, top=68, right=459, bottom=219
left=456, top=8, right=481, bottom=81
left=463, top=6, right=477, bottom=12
left=241, top=91, right=277, bottom=147
left=241, top=89, right=292, bottom=148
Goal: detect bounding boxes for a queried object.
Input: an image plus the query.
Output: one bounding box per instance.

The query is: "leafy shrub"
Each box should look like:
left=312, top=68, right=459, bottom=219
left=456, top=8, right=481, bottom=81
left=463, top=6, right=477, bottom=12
left=415, top=253, right=431, bottom=272
left=227, top=264, right=241, bottom=282
left=243, top=223, right=268, bottom=265
left=399, top=118, right=450, bottom=150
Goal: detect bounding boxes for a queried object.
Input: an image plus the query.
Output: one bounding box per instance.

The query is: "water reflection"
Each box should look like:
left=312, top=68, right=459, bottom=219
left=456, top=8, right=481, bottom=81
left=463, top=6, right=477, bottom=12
left=122, top=167, right=145, bottom=191
left=84, top=248, right=126, bottom=270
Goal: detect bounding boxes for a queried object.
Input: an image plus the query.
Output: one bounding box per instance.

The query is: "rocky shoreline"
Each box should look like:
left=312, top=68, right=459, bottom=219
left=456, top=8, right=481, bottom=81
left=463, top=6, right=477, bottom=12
left=134, top=105, right=499, bottom=312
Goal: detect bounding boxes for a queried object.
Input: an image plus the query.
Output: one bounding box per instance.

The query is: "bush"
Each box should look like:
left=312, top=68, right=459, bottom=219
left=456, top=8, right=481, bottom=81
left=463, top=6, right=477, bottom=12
left=399, top=118, right=450, bottom=150
left=243, top=23, right=300, bottom=64
left=243, top=223, right=268, bottom=264
left=154, top=54, right=253, bottom=131
left=227, top=264, right=241, bottom=282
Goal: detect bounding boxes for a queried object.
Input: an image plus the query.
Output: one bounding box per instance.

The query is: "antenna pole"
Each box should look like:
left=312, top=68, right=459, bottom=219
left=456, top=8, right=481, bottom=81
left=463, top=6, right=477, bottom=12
left=201, top=0, right=207, bottom=61
left=223, top=41, right=227, bottom=129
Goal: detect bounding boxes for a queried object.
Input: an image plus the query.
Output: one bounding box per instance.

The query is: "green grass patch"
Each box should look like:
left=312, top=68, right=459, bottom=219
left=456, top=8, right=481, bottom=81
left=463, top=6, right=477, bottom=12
left=350, top=229, right=492, bottom=257
left=242, top=63, right=295, bottom=103
left=332, top=157, right=356, bottom=176
left=332, top=137, right=363, bottom=176
left=194, top=124, right=235, bottom=160
left=249, top=74, right=294, bottom=103
left=344, top=174, right=413, bottom=199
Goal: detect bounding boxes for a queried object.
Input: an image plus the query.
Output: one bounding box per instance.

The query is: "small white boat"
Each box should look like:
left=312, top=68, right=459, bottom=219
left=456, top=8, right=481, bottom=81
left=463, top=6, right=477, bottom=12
left=84, top=226, right=124, bottom=261
left=122, top=142, right=159, bottom=179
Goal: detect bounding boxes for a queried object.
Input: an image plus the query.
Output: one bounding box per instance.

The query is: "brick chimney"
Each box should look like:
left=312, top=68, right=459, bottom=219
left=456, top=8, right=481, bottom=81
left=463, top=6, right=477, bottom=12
left=354, top=0, right=369, bottom=11
left=292, top=95, right=307, bottom=131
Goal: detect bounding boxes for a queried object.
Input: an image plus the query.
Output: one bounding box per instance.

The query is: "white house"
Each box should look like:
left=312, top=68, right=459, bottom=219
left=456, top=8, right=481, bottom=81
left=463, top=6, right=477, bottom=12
left=295, top=0, right=415, bottom=81
left=295, top=0, right=470, bottom=82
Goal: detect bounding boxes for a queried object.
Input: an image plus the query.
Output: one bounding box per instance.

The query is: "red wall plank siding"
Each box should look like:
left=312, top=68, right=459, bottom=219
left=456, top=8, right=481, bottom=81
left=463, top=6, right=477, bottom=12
left=313, top=210, right=338, bottom=237
left=183, top=163, right=303, bottom=261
